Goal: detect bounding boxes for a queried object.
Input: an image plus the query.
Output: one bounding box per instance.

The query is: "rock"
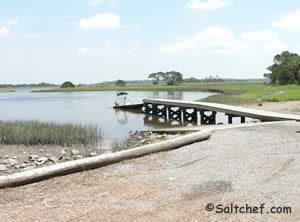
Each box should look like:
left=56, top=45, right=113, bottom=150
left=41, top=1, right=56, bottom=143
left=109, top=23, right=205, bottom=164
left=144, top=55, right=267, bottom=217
left=71, top=149, right=80, bottom=156
left=22, top=151, right=27, bottom=154
left=39, top=149, right=44, bottom=153
left=137, top=136, right=143, bottom=140
left=60, top=149, right=67, bottom=156
left=45, top=154, right=52, bottom=157
left=11, top=156, right=18, bottom=159
left=258, top=103, right=263, bottom=106
left=19, top=163, right=29, bottom=169
left=7, top=158, right=19, bottom=166
left=34, top=157, right=48, bottom=165
left=48, top=156, right=58, bottom=163
left=156, top=135, right=163, bottom=139
left=73, top=155, right=83, bottom=160
left=64, top=157, right=71, bottom=161
left=0, top=164, right=8, bottom=171
left=14, top=165, right=21, bottom=169
left=89, top=152, right=97, bottom=157
left=3, top=155, right=9, bottom=159
left=28, top=154, right=39, bottom=161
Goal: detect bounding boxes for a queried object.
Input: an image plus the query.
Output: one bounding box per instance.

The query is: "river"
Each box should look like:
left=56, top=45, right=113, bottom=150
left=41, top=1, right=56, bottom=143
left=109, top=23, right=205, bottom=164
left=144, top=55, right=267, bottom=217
left=0, top=89, right=215, bottom=141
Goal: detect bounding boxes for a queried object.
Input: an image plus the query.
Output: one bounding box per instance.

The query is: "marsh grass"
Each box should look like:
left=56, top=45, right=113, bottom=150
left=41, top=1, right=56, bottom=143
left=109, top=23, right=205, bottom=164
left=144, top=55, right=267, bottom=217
left=0, top=121, right=103, bottom=146
left=110, top=137, right=132, bottom=152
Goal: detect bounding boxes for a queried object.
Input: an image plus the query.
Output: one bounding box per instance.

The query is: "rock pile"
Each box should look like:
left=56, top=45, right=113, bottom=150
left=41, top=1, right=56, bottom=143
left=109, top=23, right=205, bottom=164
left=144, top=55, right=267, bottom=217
left=0, top=149, right=109, bottom=174
left=128, top=131, right=181, bottom=147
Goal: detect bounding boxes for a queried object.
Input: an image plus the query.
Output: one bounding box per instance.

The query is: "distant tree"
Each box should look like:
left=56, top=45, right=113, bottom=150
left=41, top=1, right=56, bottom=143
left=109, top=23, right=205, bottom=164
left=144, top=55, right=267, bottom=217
left=162, top=71, right=183, bottom=85
left=148, top=72, right=164, bottom=85
left=115, top=80, right=126, bottom=87
left=148, top=71, right=183, bottom=85
left=61, top=81, right=75, bottom=88
left=264, top=51, right=300, bottom=84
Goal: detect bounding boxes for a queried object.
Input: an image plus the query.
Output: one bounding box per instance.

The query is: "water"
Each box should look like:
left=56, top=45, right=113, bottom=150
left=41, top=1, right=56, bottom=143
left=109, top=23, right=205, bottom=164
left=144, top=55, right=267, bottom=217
left=0, top=89, right=215, bottom=141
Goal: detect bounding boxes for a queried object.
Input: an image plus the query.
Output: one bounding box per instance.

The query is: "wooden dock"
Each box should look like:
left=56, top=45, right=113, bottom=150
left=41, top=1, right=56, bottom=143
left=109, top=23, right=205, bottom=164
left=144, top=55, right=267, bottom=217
left=143, top=99, right=300, bottom=124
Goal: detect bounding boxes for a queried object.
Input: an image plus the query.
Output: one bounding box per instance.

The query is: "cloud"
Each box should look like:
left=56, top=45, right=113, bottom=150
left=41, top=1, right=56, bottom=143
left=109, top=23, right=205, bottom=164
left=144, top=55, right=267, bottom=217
left=6, top=17, right=19, bottom=26
left=240, top=30, right=277, bottom=42
left=272, top=9, right=300, bottom=32
left=159, top=27, right=285, bottom=54
left=0, top=17, right=19, bottom=38
left=187, top=0, right=230, bottom=11
left=77, top=40, right=132, bottom=56
left=89, top=0, right=118, bottom=7
left=0, top=26, right=12, bottom=38
left=160, top=26, right=242, bottom=53
left=241, top=30, right=286, bottom=52
left=79, top=13, right=120, bottom=30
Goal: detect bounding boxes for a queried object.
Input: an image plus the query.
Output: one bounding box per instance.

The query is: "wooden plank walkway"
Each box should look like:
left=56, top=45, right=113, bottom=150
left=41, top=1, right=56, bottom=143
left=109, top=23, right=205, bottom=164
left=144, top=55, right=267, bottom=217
left=143, top=99, right=300, bottom=122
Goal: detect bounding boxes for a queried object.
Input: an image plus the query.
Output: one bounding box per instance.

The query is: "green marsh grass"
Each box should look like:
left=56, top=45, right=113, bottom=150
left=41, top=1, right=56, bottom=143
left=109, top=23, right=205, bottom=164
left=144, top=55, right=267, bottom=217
left=0, top=121, right=103, bottom=146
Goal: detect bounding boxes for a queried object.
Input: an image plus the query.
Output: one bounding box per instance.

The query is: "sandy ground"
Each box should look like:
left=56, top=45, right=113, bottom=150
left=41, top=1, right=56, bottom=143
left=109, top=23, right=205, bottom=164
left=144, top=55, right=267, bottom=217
left=244, top=101, right=300, bottom=114
left=0, top=121, right=299, bottom=222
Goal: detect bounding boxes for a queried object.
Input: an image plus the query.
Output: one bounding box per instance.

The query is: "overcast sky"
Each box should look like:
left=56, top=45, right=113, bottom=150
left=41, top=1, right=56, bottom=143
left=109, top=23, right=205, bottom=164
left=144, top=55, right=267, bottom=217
left=1, top=0, right=300, bottom=84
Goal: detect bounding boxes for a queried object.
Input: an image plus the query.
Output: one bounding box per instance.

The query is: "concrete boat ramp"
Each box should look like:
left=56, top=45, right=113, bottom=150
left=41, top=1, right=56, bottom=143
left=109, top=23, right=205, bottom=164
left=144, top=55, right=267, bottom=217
left=1, top=121, right=299, bottom=221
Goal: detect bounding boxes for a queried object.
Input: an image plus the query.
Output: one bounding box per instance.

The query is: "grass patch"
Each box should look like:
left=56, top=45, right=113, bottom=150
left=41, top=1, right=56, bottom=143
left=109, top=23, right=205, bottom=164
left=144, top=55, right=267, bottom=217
left=0, top=121, right=103, bottom=146
left=0, top=88, right=15, bottom=92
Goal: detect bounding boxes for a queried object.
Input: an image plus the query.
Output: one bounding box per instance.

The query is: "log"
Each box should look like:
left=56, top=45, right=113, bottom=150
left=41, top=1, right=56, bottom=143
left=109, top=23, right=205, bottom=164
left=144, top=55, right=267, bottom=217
left=0, top=130, right=211, bottom=189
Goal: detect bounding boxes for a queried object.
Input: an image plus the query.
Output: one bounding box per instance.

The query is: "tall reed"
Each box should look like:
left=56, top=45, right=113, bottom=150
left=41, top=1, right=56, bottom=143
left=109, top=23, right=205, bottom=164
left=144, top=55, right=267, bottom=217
left=0, top=121, right=103, bottom=146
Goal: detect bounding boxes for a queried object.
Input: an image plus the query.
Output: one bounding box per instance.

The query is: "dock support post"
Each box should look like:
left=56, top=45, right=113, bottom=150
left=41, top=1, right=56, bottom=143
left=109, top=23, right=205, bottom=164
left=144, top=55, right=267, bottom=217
left=152, top=104, right=158, bottom=116
left=144, top=103, right=150, bottom=115
left=228, top=115, right=233, bottom=124
left=241, top=116, right=246, bottom=123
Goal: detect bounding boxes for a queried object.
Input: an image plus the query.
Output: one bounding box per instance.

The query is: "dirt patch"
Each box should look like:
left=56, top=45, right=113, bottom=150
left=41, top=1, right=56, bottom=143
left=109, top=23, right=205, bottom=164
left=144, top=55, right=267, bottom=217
left=244, top=101, right=300, bottom=114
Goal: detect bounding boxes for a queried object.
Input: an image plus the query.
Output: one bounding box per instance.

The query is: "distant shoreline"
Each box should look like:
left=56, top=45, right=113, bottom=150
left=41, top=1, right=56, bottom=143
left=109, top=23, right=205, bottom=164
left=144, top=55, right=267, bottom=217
left=30, top=82, right=300, bottom=105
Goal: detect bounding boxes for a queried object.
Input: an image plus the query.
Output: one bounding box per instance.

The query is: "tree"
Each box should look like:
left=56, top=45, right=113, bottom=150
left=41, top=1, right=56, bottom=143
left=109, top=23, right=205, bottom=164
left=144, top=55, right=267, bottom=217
left=161, top=71, right=183, bottom=85
left=115, top=80, right=126, bottom=87
left=148, top=71, right=184, bottom=85
left=273, top=51, right=298, bottom=65
left=61, top=81, right=75, bottom=88
left=264, top=51, right=300, bottom=85
left=148, top=72, right=164, bottom=85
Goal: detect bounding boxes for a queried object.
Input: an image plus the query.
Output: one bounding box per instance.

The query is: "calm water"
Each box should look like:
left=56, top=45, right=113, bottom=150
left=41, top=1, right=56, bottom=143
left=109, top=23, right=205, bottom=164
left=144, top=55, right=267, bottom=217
left=0, top=89, right=214, bottom=141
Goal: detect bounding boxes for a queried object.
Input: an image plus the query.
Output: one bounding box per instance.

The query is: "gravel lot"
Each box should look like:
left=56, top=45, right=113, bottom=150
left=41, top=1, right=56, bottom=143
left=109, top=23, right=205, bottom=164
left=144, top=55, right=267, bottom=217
left=0, top=121, right=299, bottom=222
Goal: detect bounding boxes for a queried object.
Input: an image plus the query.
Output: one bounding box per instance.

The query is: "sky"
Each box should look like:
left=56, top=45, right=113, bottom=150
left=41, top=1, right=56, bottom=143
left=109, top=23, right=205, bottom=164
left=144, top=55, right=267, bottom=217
left=1, top=0, right=300, bottom=84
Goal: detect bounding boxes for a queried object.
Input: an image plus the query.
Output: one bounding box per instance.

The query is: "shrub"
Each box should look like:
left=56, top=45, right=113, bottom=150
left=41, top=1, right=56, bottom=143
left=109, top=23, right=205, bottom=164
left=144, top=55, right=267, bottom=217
left=61, top=81, right=75, bottom=88
left=115, top=80, right=126, bottom=87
